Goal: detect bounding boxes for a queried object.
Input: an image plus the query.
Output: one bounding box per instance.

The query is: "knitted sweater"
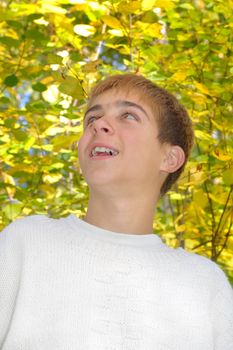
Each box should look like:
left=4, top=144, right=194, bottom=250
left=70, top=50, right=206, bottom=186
left=0, top=215, right=233, bottom=350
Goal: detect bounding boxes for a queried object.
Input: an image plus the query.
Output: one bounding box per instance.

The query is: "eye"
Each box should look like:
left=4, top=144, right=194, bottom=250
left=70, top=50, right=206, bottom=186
left=123, top=112, right=137, bottom=121
left=86, top=116, right=98, bottom=126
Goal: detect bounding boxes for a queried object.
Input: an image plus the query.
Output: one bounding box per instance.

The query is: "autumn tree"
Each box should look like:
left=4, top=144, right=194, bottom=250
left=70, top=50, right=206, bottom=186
left=0, top=0, right=232, bottom=282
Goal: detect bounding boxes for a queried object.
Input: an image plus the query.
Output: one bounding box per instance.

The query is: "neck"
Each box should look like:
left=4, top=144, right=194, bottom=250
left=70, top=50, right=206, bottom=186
left=83, top=189, right=159, bottom=235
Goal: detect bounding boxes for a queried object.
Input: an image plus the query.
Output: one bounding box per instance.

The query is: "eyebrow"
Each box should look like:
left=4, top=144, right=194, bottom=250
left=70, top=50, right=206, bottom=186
left=84, top=100, right=149, bottom=121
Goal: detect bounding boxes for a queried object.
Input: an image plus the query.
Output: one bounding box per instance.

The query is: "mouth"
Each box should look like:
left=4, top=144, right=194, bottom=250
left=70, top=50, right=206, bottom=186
left=89, top=146, right=119, bottom=158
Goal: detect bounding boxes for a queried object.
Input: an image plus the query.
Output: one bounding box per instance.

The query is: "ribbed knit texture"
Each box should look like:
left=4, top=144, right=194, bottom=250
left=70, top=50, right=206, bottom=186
left=0, top=214, right=232, bottom=349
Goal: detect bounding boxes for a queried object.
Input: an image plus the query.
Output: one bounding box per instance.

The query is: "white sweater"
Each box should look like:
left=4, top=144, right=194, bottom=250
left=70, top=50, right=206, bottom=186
left=0, top=215, right=233, bottom=350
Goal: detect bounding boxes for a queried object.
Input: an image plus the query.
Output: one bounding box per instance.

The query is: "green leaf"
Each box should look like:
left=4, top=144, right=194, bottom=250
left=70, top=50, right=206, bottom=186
left=12, top=130, right=28, bottom=142
left=223, top=169, right=233, bottom=185
left=58, top=76, right=84, bottom=99
left=47, top=53, right=63, bottom=64
left=25, top=29, right=46, bottom=41
left=32, top=82, right=47, bottom=92
left=27, top=13, right=43, bottom=21
left=4, top=118, right=16, bottom=128
left=4, top=74, right=18, bottom=87
left=179, top=3, right=194, bottom=10
left=0, top=36, right=19, bottom=47
left=3, top=202, right=23, bottom=220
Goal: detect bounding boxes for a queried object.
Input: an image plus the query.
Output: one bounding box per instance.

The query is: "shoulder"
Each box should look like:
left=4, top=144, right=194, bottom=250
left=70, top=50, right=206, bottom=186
left=0, top=215, right=70, bottom=243
left=1, top=214, right=53, bottom=235
left=175, top=247, right=232, bottom=291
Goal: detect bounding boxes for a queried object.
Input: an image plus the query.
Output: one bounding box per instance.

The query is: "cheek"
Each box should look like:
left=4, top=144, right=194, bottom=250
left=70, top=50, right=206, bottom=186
left=77, top=134, right=88, bottom=165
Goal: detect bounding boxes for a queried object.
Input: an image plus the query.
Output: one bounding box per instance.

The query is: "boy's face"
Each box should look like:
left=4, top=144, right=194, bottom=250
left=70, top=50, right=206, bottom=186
left=78, top=88, right=168, bottom=194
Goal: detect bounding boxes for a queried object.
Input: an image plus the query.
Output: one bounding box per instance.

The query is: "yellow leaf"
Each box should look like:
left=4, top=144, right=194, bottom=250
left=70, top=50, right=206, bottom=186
left=169, top=192, right=185, bottom=201
left=177, top=33, right=192, bottom=41
left=42, top=173, right=63, bottom=184
left=171, top=71, right=187, bottom=82
left=223, top=169, right=233, bottom=185
left=118, top=0, right=141, bottom=12
left=10, top=164, right=36, bottom=174
left=2, top=172, right=15, bottom=186
left=73, top=24, right=96, bottom=37
left=82, top=60, right=102, bottom=73
left=108, top=29, right=124, bottom=37
left=41, top=3, right=67, bottom=14
left=195, top=130, right=213, bottom=142
left=190, top=93, right=206, bottom=105
left=51, top=134, right=79, bottom=151
left=193, top=189, right=208, bottom=208
left=154, top=0, right=175, bottom=9
left=142, top=0, right=156, bottom=10
left=194, top=82, right=211, bottom=96
left=102, top=15, right=122, bottom=29
left=2, top=172, right=16, bottom=198
left=175, top=224, right=186, bottom=233
left=213, top=149, right=232, bottom=161
left=3, top=202, right=23, bottom=220
left=147, top=23, right=162, bottom=37
left=135, top=21, right=161, bottom=38
left=44, top=126, right=65, bottom=137
left=22, top=207, right=33, bottom=216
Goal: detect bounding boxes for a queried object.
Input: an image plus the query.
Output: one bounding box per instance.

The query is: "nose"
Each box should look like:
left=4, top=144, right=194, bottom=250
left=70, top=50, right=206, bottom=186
left=90, top=116, right=114, bottom=135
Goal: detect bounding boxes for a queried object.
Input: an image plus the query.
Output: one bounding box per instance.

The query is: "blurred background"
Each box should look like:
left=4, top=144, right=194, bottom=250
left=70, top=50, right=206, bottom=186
left=0, top=0, right=232, bottom=282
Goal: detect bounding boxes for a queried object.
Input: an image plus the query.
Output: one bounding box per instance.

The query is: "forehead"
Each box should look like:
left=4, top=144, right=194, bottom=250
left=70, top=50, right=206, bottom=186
left=87, top=87, right=151, bottom=110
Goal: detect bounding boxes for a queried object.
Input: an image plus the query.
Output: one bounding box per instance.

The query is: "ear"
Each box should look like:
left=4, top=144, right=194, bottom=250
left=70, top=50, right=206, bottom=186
left=160, top=145, right=185, bottom=173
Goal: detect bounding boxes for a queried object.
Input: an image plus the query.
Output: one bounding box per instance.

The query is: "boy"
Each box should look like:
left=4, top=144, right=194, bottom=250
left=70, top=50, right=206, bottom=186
left=0, top=74, right=232, bottom=349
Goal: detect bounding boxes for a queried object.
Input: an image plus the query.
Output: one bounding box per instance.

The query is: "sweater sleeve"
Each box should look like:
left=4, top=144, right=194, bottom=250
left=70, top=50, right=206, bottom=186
left=0, top=220, right=22, bottom=348
left=211, top=265, right=233, bottom=350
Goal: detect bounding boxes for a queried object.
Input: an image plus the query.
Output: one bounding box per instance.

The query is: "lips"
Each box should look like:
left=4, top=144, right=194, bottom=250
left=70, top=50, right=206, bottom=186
left=89, top=143, right=119, bottom=158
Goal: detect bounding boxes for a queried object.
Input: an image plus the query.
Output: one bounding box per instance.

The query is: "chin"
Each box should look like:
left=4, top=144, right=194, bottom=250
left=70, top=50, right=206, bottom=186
left=85, top=174, right=118, bottom=188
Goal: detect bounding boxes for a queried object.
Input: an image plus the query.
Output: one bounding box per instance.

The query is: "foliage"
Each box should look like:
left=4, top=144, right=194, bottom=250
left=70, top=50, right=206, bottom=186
left=0, top=0, right=232, bottom=282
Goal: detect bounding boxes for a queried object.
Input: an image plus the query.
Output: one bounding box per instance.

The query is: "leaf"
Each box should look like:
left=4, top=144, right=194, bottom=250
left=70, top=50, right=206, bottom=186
left=47, top=53, right=63, bottom=64
left=25, top=29, right=46, bottom=41
left=4, top=118, right=16, bottom=128
left=73, top=24, right=96, bottom=37
left=171, top=71, right=187, bottom=82
left=117, top=1, right=141, bottom=13
left=44, top=126, right=65, bottom=137
left=41, top=3, right=67, bottom=14
left=179, top=3, right=194, bottom=10
left=175, top=224, right=186, bottom=233
left=193, top=189, right=208, bottom=208
left=223, top=169, right=233, bottom=185
left=42, top=173, right=63, bottom=184
left=51, top=134, right=79, bottom=151
left=169, top=192, right=185, bottom=201
left=102, top=15, right=122, bottom=29
left=195, top=130, right=213, bottom=142
left=82, top=60, right=102, bottom=73
left=195, top=155, right=209, bottom=163
left=2, top=202, right=23, bottom=221
left=58, top=76, right=84, bottom=98
left=194, top=82, right=211, bottom=96
left=0, top=36, right=19, bottom=47
left=108, top=29, right=124, bottom=37
left=12, top=130, right=28, bottom=142
left=212, top=149, right=232, bottom=161
left=4, top=74, right=18, bottom=87
left=142, top=0, right=156, bottom=10
left=32, top=82, right=47, bottom=92
left=154, top=0, right=175, bottom=10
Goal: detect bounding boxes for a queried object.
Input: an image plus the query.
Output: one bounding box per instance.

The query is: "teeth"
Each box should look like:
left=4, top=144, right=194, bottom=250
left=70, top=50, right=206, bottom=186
left=91, top=146, right=119, bottom=157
